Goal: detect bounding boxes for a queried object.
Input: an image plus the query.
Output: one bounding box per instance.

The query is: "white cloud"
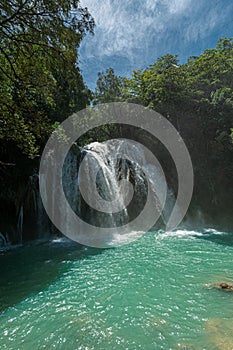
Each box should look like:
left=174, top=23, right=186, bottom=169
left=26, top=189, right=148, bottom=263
left=80, top=0, right=194, bottom=59
left=79, top=0, right=233, bottom=88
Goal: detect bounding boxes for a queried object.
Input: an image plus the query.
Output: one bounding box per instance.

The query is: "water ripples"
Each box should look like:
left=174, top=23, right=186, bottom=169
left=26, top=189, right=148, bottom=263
left=1, top=230, right=233, bottom=349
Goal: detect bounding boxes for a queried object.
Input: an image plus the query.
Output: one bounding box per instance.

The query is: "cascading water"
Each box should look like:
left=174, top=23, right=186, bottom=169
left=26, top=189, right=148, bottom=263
left=16, top=205, right=23, bottom=244
left=61, top=139, right=176, bottom=246
left=78, top=140, right=135, bottom=228
left=0, top=232, right=7, bottom=247
left=15, top=175, right=51, bottom=244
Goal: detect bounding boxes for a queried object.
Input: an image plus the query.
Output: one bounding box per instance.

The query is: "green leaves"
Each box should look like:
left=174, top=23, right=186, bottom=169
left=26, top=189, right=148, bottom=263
left=93, top=37, right=233, bottom=159
left=0, top=0, right=94, bottom=160
left=94, top=68, right=126, bottom=104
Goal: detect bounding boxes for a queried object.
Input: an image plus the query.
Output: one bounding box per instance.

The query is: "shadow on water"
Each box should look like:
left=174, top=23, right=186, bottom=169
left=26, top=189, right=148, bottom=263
left=0, top=240, right=104, bottom=313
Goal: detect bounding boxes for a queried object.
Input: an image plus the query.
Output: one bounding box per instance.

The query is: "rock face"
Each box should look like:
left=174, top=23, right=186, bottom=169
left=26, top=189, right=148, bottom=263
left=0, top=174, right=50, bottom=246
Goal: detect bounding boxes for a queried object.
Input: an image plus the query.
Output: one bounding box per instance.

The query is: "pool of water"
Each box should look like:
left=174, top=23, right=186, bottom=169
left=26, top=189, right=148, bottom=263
left=1, top=229, right=233, bottom=349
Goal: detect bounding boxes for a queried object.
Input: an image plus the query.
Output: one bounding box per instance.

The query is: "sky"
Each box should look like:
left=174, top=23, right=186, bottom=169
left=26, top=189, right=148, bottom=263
left=79, top=0, right=233, bottom=90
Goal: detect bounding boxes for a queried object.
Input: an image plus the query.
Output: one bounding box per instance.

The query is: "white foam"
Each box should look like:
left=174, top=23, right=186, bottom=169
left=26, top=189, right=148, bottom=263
left=156, top=228, right=226, bottom=240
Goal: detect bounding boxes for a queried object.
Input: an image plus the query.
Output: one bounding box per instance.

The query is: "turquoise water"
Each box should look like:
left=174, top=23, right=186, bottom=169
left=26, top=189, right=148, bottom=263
left=1, top=229, right=233, bottom=349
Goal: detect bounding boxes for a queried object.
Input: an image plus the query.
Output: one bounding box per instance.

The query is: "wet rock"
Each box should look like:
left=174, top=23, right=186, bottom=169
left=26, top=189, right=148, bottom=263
left=217, top=282, right=233, bottom=291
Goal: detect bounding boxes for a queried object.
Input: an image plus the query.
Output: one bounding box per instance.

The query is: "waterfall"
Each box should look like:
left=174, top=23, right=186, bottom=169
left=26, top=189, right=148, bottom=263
left=39, top=139, right=177, bottom=247
left=61, top=139, right=175, bottom=246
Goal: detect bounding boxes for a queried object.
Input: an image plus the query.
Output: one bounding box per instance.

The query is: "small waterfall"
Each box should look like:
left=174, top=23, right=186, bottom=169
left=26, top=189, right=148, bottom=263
left=30, top=174, right=51, bottom=239
left=17, top=205, right=23, bottom=244
left=14, top=175, right=52, bottom=244
left=0, top=232, right=7, bottom=247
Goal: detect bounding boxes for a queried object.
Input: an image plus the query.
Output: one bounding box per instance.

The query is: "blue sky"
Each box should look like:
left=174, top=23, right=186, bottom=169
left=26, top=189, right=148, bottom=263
left=79, top=0, right=233, bottom=90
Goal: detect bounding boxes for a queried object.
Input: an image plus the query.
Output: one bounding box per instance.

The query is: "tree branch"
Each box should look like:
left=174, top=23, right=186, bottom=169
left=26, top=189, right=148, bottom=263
left=0, top=0, right=29, bottom=26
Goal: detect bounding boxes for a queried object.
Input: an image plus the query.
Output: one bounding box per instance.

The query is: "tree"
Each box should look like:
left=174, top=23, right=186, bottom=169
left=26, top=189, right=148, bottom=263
left=0, top=0, right=94, bottom=159
left=0, top=0, right=94, bottom=79
left=122, top=39, right=233, bottom=136
left=0, top=1, right=95, bottom=241
left=94, top=68, right=125, bottom=104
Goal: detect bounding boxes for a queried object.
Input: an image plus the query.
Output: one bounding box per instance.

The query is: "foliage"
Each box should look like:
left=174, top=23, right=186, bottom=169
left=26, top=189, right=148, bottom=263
left=93, top=38, right=233, bottom=223
left=94, top=39, right=233, bottom=147
left=93, top=68, right=126, bottom=104
left=111, top=38, right=233, bottom=142
left=0, top=0, right=94, bottom=159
